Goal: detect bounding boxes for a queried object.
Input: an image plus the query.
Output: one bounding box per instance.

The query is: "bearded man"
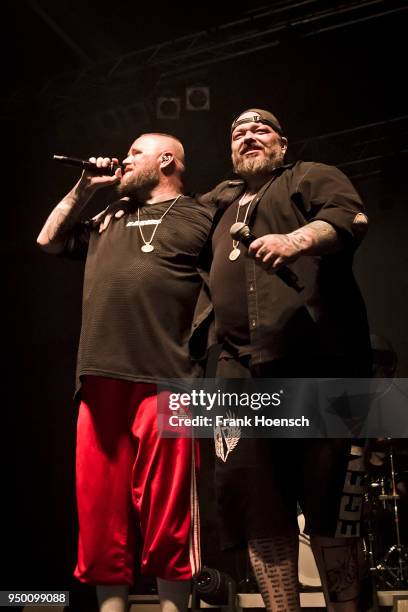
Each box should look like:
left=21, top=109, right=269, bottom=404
left=205, top=109, right=371, bottom=612
left=37, top=133, right=214, bottom=612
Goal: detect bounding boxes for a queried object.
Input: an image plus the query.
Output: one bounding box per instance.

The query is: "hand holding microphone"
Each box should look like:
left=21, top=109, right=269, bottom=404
left=53, top=155, right=123, bottom=176
left=230, top=222, right=304, bottom=293
left=53, top=155, right=123, bottom=194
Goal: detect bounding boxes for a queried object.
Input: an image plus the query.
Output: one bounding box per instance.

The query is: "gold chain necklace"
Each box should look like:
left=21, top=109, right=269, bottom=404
left=137, top=194, right=181, bottom=253
left=229, top=192, right=257, bottom=261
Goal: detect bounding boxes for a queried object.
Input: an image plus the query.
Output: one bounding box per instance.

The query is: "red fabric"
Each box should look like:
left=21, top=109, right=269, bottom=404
left=74, top=376, right=200, bottom=585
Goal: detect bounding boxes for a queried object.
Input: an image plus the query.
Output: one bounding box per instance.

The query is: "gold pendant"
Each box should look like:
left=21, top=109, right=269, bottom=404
left=229, top=248, right=241, bottom=261
left=141, top=244, right=154, bottom=253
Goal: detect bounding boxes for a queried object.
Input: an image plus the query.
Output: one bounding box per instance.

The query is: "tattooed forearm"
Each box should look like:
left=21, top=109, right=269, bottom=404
left=287, top=231, right=309, bottom=251
left=287, top=220, right=342, bottom=256
left=45, top=202, right=80, bottom=244
left=37, top=180, right=94, bottom=253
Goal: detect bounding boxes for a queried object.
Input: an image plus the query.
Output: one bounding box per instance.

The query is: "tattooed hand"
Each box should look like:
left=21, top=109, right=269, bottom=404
left=248, top=232, right=308, bottom=273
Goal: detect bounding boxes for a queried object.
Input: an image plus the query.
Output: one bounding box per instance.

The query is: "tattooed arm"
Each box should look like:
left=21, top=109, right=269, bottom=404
left=37, top=157, right=121, bottom=254
left=248, top=220, right=342, bottom=272
left=37, top=179, right=94, bottom=254
left=287, top=220, right=343, bottom=255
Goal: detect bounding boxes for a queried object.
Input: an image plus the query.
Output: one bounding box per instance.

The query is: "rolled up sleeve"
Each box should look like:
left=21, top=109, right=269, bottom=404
left=296, top=163, right=368, bottom=245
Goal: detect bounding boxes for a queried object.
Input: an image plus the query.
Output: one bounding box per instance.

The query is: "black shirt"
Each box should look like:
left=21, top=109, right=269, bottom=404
left=210, top=197, right=251, bottom=355
left=64, top=196, right=214, bottom=389
left=203, top=161, right=371, bottom=372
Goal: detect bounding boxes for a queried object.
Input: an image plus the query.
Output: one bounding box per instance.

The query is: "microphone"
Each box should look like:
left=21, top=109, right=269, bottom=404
left=53, top=155, right=122, bottom=176
left=230, top=222, right=304, bottom=293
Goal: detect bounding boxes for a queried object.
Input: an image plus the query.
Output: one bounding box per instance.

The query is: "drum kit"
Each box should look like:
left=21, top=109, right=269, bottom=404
left=296, top=437, right=408, bottom=592
left=363, top=438, right=408, bottom=589
left=193, top=438, right=408, bottom=599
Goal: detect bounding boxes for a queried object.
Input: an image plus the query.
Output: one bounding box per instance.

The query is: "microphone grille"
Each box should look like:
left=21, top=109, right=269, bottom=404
left=230, top=222, right=249, bottom=240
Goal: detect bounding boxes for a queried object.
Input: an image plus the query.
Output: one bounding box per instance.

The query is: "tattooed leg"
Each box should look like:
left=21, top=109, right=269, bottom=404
left=248, top=535, right=300, bottom=612
left=310, top=535, right=361, bottom=612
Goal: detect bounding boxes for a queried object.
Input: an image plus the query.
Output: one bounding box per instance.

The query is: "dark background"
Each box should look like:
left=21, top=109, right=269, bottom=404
left=3, top=0, right=408, bottom=601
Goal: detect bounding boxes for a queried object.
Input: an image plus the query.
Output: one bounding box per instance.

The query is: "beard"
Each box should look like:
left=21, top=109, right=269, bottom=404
left=232, top=149, right=285, bottom=180
left=117, top=165, right=160, bottom=198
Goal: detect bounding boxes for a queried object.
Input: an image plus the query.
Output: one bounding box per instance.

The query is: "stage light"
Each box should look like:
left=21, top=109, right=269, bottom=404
left=192, top=567, right=236, bottom=610
left=186, top=86, right=210, bottom=111
left=156, top=97, right=180, bottom=119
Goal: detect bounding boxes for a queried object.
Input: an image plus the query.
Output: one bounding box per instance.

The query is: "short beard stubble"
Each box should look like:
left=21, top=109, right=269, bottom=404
left=117, top=166, right=160, bottom=199
left=232, top=149, right=286, bottom=181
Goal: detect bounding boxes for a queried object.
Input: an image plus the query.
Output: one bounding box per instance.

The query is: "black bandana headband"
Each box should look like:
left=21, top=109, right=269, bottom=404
left=231, top=108, right=284, bottom=137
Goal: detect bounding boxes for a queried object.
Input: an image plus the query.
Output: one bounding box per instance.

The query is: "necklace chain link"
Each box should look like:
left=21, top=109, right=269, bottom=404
left=229, top=192, right=257, bottom=261
left=137, top=195, right=181, bottom=252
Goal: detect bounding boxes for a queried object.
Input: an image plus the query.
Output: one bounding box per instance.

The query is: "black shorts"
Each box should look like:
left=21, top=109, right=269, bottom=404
left=214, top=356, right=365, bottom=550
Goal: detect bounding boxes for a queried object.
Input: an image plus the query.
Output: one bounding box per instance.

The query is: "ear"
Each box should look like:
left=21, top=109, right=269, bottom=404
left=280, top=137, right=288, bottom=155
left=159, top=151, right=174, bottom=169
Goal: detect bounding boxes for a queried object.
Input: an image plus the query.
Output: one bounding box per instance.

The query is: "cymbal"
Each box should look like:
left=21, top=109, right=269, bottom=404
left=378, top=493, right=400, bottom=500
left=368, top=439, right=408, bottom=453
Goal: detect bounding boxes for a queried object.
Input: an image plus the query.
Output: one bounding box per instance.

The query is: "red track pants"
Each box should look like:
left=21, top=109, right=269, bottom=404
left=74, top=376, right=200, bottom=585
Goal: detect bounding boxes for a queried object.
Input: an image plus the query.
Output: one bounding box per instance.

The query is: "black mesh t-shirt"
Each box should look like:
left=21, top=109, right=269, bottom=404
left=64, top=196, right=214, bottom=389
left=210, top=197, right=252, bottom=356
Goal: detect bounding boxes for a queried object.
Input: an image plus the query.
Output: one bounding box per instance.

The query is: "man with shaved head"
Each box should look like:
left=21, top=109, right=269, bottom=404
left=37, top=133, right=214, bottom=612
